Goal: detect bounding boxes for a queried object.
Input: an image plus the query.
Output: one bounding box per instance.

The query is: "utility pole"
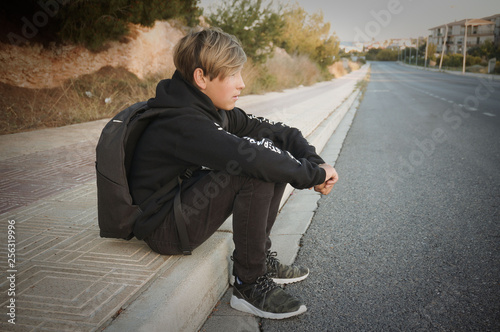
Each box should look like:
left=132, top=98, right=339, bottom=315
left=463, top=20, right=468, bottom=74
left=439, top=24, right=448, bottom=70
left=409, top=40, right=412, bottom=65
left=416, top=37, right=419, bottom=66
left=424, top=35, right=429, bottom=68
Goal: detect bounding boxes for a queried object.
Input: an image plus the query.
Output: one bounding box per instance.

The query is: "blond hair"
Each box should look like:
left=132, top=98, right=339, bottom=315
left=173, top=28, right=247, bottom=85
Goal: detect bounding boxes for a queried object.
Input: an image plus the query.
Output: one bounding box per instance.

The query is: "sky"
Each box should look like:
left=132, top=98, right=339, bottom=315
left=198, top=0, right=500, bottom=42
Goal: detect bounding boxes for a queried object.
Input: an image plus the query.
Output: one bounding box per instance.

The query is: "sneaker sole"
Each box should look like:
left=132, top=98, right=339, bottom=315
left=230, top=295, right=307, bottom=319
left=273, top=270, right=309, bottom=285
left=230, top=271, right=310, bottom=286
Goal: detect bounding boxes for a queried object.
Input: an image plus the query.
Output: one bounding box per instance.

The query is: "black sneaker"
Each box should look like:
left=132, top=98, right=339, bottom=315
left=266, top=251, right=309, bottom=284
left=230, top=274, right=307, bottom=319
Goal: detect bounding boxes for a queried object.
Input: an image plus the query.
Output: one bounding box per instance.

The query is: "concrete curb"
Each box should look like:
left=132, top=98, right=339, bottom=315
left=104, top=68, right=370, bottom=332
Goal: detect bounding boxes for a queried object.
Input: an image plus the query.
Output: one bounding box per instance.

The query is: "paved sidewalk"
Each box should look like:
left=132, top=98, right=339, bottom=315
left=0, top=65, right=368, bottom=331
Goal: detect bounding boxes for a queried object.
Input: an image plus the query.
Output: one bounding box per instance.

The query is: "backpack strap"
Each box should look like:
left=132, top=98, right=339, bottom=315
left=173, top=178, right=192, bottom=255
left=173, top=166, right=199, bottom=255
left=138, top=166, right=197, bottom=255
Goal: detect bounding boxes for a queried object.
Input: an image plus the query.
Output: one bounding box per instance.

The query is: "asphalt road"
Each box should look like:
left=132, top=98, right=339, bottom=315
left=263, top=62, right=500, bottom=331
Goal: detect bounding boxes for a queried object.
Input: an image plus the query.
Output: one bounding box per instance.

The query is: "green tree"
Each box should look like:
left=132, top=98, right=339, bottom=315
left=1, top=0, right=201, bottom=51
left=468, top=40, right=500, bottom=60
left=312, top=35, right=339, bottom=67
left=58, top=0, right=201, bottom=51
left=375, top=48, right=398, bottom=61
left=426, top=42, right=437, bottom=61
left=365, top=48, right=380, bottom=61
left=208, top=0, right=284, bottom=63
left=277, top=4, right=338, bottom=68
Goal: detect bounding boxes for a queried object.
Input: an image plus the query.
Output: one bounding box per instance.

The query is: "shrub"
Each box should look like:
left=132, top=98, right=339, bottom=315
left=437, top=54, right=484, bottom=68
left=241, top=50, right=322, bottom=95
left=365, top=48, right=379, bottom=61
left=468, top=40, right=500, bottom=60
left=466, top=55, right=482, bottom=66
left=375, top=49, right=398, bottom=61
left=365, top=48, right=399, bottom=61
left=447, top=54, right=463, bottom=67
left=426, top=43, right=437, bottom=61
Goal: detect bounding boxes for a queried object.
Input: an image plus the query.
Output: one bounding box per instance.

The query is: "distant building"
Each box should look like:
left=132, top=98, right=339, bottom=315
left=429, top=14, right=499, bottom=55
left=339, top=41, right=363, bottom=53
left=483, top=14, right=500, bottom=45
left=387, top=38, right=414, bottom=49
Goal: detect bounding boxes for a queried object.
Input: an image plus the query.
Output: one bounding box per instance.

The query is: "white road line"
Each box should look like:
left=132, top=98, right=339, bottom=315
left=483, top=112, right=495, bottom=117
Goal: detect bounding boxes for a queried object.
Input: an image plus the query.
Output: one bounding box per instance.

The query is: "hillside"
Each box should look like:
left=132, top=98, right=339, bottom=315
left=0, top=20, right=189, bottom=134
left=0, top=21, right=185, bottom=89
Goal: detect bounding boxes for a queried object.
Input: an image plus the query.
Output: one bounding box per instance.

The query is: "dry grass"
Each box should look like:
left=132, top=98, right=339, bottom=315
left=1, top=51, right=329, bottom=135
left=0, top=66, right=173, bottom=134
left=328, top=60, right=361, bottom=78
left=242, top=50, right=323, bottom=95
left=355, top=68, right=371, bottom=103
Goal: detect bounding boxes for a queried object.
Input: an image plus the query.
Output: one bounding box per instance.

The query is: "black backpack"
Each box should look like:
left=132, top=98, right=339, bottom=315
left=95, top=101, right=194, bottom=254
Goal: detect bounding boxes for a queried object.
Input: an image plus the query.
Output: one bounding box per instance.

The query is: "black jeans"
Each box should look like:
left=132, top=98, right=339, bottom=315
left=144, top=171, right=287, bottom=284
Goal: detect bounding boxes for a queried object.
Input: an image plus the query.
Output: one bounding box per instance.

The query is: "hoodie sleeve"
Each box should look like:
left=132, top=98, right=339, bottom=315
left=226, top=108, right=326, bottom=165
left=169, top=112, right=326, bottom=189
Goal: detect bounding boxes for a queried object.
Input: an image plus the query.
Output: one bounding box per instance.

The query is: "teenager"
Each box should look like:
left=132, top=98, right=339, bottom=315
left=128, top=28, right=338, bottom=319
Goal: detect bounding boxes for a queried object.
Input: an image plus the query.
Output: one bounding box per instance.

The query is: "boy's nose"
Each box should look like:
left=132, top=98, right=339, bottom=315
left=236, top=72, right=245, bottom=90
left=238, top=76, right=245, bottom=90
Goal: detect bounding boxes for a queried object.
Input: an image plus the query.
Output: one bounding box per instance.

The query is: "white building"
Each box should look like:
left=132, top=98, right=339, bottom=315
left=429, top=14, right=499, bottom=54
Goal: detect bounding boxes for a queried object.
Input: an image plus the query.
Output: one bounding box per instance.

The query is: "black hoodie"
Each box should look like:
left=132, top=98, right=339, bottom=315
left=129, top=71, right=326, bottom=239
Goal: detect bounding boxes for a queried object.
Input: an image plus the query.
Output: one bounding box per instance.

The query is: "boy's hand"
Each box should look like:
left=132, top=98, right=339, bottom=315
left=313, top=164, right=338, bottom=195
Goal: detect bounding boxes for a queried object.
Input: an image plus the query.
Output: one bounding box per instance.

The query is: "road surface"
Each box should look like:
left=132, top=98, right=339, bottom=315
left=263, top=62, right=500, bottom=331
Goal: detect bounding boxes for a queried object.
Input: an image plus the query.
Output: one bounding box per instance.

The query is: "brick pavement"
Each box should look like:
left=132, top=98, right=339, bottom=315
left=0, top=141, right=95, bottom=214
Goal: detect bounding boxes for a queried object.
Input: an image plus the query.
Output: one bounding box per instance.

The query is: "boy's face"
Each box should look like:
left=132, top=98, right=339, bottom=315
left=201, top=70, right=245, bottom=111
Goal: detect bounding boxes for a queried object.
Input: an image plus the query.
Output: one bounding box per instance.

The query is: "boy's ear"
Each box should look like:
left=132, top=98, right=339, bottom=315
left=193, top=68, right=207, bottom=90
